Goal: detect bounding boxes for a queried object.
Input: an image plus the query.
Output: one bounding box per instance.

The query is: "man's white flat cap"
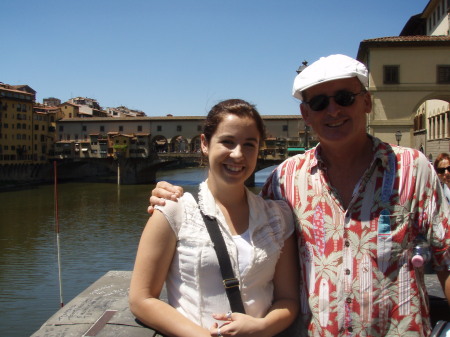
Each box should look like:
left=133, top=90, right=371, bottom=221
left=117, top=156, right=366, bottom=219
left=292, top=54, right=368, bottom=101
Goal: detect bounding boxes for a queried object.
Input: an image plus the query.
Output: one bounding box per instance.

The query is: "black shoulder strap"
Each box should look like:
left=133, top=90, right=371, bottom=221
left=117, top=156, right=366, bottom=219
left=200, top=211, right=246, bottom=314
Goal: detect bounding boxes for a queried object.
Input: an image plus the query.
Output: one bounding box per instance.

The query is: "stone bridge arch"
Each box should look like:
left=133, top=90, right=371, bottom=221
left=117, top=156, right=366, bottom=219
left=151, top=135, right=168, bottom=153
left=368, top=90, right=450, bottom=149
left=190, top=135, right=201, bottom=153
left=170, top=135, right=189, bottom=153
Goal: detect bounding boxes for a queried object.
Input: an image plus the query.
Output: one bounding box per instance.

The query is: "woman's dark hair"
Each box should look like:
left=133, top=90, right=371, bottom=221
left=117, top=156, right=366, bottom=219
left=434, top=152, right=450, bottom=170
left=203, top=99, right=266, bottom=145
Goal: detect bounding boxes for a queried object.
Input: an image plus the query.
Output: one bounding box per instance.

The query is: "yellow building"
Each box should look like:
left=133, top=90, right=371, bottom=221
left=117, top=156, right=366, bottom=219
left=34, top=103, right=60, bottom=160
left=59, top=101, right=81, bottom=119
left=0, top=83, right=36, bottom=163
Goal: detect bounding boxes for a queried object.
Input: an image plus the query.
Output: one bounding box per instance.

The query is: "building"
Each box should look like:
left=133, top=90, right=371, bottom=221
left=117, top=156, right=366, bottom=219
left=59, top=101, right=81, bottom=119
left=357, top=0, right=450, bottom=159
left=54, top=115, right=304, bottom=160
left=105, top=106, right=146, bottom=118
left=67, top=97, right=107, bottom=117
left=33, top=103, right=59, bottom=161
left=0, top=83, right=36, bottom=163
left=43, top=97, right=61, bottom=107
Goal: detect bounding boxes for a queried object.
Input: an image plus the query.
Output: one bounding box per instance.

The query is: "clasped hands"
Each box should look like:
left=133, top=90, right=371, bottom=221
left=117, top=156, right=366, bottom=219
left=209, top=312, right=269, bottom=337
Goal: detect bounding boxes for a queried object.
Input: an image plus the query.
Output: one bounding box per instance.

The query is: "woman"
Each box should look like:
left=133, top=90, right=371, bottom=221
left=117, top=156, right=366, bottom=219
left=129, top=99, right=299, bottom=337
left=434, top=152, right=450, bottom=204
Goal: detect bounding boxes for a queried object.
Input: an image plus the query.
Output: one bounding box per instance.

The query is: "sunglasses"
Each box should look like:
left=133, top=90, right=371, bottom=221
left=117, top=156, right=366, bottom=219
left=304, top=90, right=366, bottom=111
left=436, top=166, right=450, bottom=174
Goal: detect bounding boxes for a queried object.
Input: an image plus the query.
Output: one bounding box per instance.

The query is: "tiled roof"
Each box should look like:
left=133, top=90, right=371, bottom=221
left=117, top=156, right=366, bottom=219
left=357, top=35, right=450, bottom=60
left=361, top=35, right=450, bottom=43
left=58, top=115, right=302, bottom=122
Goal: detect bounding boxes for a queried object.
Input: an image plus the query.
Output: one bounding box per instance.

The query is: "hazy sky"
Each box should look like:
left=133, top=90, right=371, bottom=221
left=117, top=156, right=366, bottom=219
left=3, top=0, right=426, bottom=116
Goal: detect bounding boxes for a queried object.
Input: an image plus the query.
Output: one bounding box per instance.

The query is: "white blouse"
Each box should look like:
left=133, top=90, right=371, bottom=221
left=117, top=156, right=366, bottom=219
left=155, top=181, right=294, bottom=328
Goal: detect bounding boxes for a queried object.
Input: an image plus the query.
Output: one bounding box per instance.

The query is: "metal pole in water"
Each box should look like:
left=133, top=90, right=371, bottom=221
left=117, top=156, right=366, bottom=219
left=54, top=161, right=64, bottom=308
left=117, top=160, right=120, bottom=185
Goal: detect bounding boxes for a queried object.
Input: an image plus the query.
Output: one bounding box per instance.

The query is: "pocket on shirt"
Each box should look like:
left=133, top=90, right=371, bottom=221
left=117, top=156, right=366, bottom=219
left=379, top=211, right=414, bottom=262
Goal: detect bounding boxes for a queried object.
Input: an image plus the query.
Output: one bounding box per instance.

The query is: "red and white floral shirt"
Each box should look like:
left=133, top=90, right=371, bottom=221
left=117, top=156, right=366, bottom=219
left=262, top=136, right=450, bottom=337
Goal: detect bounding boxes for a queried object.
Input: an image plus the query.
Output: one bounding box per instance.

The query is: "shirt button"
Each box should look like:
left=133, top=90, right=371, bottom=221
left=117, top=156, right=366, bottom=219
left=346, top=297, right=352, bottom=303
left=345, top=269, right=351, bottom=275
left=345, top=240, right=350, bottom=247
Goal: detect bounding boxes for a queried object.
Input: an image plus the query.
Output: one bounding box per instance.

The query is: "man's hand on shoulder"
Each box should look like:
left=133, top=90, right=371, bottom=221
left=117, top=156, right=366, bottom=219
left=147, top=181, right=184, bottom=214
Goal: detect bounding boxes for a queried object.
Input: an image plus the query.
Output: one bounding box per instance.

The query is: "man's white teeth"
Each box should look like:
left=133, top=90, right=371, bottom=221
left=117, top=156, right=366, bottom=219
left=328, top=121, right=344, bottom=127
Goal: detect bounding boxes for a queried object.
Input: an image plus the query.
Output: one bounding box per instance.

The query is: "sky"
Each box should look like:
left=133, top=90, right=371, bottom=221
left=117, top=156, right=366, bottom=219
left=3, top=0, right=427, bottom=117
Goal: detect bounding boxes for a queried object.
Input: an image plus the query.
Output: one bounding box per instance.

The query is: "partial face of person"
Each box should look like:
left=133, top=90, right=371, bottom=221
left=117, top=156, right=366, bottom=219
left=300, top=77, right=372, bottom=147
left=201, top=114, right=260, bottom=186
left=437, top=158, right=450, bottom=186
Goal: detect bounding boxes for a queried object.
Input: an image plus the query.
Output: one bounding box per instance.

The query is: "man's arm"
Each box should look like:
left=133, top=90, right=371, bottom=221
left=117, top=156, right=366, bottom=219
left=148, top=181, right=184, bottom=214
left=437, top=269, right=450, bottom=305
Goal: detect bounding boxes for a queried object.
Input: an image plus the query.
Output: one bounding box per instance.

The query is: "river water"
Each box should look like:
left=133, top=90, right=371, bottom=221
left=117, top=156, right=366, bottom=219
left=0, top=166, right=275, bottom=337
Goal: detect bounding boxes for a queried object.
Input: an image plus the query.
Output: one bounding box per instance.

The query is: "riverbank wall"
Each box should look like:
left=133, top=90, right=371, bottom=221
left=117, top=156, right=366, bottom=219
left=0, top=156, right=182, bottom=191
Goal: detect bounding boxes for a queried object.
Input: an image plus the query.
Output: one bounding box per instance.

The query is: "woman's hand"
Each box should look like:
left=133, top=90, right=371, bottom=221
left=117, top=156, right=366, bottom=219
left=209, top=312, right=270, bottom=337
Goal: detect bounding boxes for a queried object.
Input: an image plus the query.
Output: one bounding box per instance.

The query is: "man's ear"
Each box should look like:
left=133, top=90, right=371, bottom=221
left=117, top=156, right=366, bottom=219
left=362, top=91, right=372, bottom=115
left=200, top=134, right=208, bottom=155
left=300, top=104, right=311, bottom=126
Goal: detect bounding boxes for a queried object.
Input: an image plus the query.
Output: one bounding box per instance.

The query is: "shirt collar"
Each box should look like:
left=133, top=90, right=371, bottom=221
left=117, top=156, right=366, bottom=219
left=310, top=134, right=388, bottom=171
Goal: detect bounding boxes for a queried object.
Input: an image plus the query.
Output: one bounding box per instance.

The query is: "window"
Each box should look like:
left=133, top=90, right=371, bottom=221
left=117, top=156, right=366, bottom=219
left=437, top=65, right=450, bottom=84
left=157, top=125, right=162, bottom=132
left=282, top=125, right=288, bottom=132
left=383, top=65, right=399, bottom=84
left=197, top=125, right=202, bottom=131
left=100, top=126, right=105, bottom=132
left=82, top=126, right=87, bottom=131
left=137, top=125, right=142, bottom=132
left=119, top=126, right=123, bottom=132
left=177, top=125, right=182, bottom=132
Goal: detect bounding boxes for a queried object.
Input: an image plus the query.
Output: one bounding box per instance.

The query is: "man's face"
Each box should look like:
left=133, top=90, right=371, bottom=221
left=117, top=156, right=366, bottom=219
left=300, top=77, right=371, bottom=148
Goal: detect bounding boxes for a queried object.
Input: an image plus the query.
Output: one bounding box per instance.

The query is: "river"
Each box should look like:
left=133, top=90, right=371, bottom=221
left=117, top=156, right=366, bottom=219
left=0, top=166, right=275, bottom=337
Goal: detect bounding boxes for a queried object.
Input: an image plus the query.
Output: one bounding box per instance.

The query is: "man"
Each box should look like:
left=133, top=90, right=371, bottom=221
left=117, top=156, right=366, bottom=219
left=149, top=54, right=450, bottom=336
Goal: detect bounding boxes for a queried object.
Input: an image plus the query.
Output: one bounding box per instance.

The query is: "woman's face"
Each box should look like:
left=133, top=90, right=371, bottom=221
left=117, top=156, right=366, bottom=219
left=201, top=114, right=260, bottom=188
left=437, top=158, right=450, bottom=186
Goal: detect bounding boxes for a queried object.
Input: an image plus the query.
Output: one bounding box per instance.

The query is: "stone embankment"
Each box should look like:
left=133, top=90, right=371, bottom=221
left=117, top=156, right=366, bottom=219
left=0, top=156, right=176, bottom=191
